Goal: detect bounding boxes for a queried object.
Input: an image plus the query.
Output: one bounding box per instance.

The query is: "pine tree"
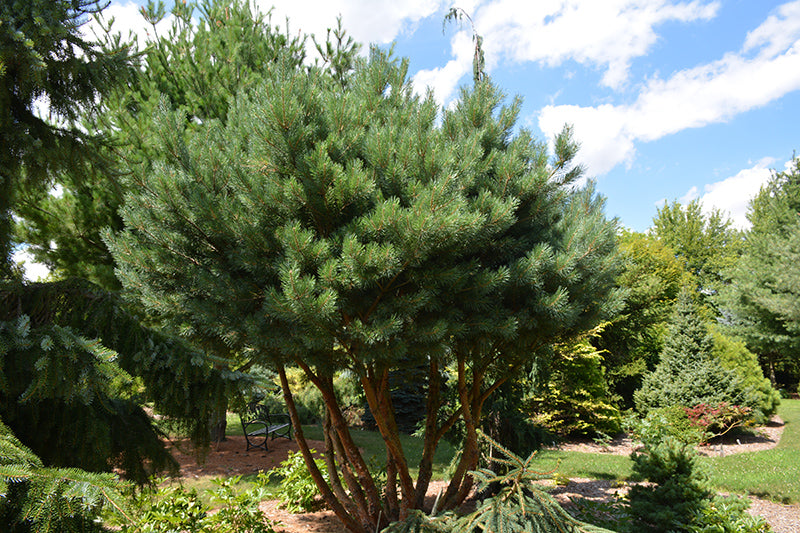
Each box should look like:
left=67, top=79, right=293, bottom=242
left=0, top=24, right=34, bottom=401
left=635, top=290, right=743, bottom=412
left=13, top=0, right=308, bottom=289
left=108, top=44, right=623, bottom=532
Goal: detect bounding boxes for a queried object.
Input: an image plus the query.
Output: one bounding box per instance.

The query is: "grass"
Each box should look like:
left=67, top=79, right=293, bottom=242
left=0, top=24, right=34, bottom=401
left=702, top=398, right=800, bottom=504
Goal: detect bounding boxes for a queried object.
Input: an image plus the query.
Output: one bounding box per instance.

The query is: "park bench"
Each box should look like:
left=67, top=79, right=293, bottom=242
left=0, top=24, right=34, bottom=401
left=239, top=402, right=293, bottom=451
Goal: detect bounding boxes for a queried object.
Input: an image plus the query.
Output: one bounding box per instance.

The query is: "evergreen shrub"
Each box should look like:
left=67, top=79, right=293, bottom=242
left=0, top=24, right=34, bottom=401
left=635, top=291, right=745, bottom=414
left=529, top=341, right=622, bottom=438
left=628, top=435, right=711, bottom=532
left=711, top=330, right=780, bottom=424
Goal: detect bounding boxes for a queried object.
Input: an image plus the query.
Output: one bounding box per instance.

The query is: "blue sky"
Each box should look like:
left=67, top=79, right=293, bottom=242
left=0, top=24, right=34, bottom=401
left=94, top=0, right=800, bottom=233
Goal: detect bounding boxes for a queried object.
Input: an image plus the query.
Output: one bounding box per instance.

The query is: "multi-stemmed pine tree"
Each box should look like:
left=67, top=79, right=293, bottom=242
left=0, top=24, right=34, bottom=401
left=108, top=46, right=623, bottom=532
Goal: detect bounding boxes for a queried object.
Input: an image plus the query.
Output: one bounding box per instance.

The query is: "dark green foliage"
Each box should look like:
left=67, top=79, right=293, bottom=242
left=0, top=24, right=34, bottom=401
left=529, top=340, right=622, bottom=438
left=0, top=0, right=133, bottom=275
left=14, top=0, right=307, bottom=289
left=107, top=42, right=622, bottom=530
left=0, top=420, right=132, bottom=533
left=721, top=160, right=800, bottom=389
left=635, top=290, right=744, bottom=413
left=362, top=362, right=427, bottom=434
left=628, top=436, right=711, bottom=533
left=0, top=279, right=246, bottom=481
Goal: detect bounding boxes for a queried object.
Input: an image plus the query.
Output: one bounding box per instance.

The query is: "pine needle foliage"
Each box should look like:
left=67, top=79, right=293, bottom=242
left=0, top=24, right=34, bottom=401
left=1, top=420, right=133, bottom=533
left=382, top=431, right=614, bottom=533
left=635, top=290, right=743, bottom=413
left=108, top=43, right=623, bottom=532
left=0, top=0, right=134, bottom=275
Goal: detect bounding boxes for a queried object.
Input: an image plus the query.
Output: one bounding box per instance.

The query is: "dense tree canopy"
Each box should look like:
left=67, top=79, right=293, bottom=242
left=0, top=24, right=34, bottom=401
left=13, top=0, right=308, bottom=289
left=0, top=0, right=133, bottom=277
left=652, top=199, right=741, bottom=307
left=108, top=45, right=623, bottom=531
left=722, top=158, right=800, bottom=387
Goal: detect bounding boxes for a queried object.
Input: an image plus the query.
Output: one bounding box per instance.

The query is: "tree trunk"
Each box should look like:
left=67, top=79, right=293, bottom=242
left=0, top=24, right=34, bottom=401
left=277, top=364, right=368, bottom=533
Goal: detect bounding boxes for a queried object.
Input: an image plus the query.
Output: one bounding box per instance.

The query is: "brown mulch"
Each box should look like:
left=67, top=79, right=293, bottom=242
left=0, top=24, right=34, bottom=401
left=167, top=418, right=799, bottom=533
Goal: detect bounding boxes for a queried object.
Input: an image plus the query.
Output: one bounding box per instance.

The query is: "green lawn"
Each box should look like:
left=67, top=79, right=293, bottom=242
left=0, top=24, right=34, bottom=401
left=702, top=398, right=800, bottom=503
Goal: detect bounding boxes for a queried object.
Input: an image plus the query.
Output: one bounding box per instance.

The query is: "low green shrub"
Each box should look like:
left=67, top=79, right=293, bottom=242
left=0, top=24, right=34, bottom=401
left=269, top=449, right=328, bottom=513
left=121, top=475, right=277, bottom=533
left=688, top=495, right=771, bottom=533
left=626, top=406, right=708, bottom=446
left=628, top=435, right=711, bottom=532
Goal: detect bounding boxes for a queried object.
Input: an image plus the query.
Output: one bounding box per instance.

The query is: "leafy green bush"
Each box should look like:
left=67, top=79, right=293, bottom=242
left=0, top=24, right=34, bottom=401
left=711, top=330, right=780, bottom=424
left=688, top=495, right=771, bottom=533
left=269, top=450, right=328, bottom=513
left=626, top=406, right=708, bottom=446
left=121, top=475, right=277, bottom=533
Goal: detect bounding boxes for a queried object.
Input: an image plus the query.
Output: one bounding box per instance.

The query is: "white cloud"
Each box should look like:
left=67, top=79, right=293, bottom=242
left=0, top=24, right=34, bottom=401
left=476, top=0, right=719, bottom=89
left=538, top=2, right=800, bottom=177
left=257, top=0, right=445, bottom=48
left=412, top=30, right=473, bottom=104
left=695, top=158, right=775, bottom=229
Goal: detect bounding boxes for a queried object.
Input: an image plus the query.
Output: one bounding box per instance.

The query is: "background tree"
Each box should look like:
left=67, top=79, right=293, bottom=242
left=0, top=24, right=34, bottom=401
left=596, top=231, right=691, bottom=406
left=721, top=158, right=800, bottom=390
left=652, top=199, right=742, bottom=308
left=107, top=47, right=623, bottom=531
left=0, top=6, right=244, bottom=532
left=0, top=0, right=133, bottom=278
left=14, top=0, right=308, bottom=290
left=635, top=290, right=743, bottom=413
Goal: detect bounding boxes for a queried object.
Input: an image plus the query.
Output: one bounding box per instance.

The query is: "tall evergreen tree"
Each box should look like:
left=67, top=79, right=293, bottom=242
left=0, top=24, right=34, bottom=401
left=635, top=290, right=742, bottom=412
left=722, top=158, right=800, bottom=387
left=107, top=45, right=623, bottom=532
left=13, top=0, right=308, bottom=289
left=0, top=9, right=245, bottom=532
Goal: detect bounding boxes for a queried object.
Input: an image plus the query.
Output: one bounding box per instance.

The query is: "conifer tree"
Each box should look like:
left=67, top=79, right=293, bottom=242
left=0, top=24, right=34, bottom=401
left=108, top=46, right=622, bottom=532
left=635, top=290, right=742, bottom=412
left=721, top=158, right=800, bottom=387
left=13, top=0, right=308, bottom=289
left=0, top=0, right=133, bottom=277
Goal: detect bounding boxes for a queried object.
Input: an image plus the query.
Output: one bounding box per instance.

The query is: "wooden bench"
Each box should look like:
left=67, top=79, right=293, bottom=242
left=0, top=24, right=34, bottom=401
left=239, top=402, right=293, bottom=451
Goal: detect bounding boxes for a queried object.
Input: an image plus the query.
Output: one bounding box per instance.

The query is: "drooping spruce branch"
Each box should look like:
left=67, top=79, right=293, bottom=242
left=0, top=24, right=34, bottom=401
left=1, top=419, right=133, bottom=533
